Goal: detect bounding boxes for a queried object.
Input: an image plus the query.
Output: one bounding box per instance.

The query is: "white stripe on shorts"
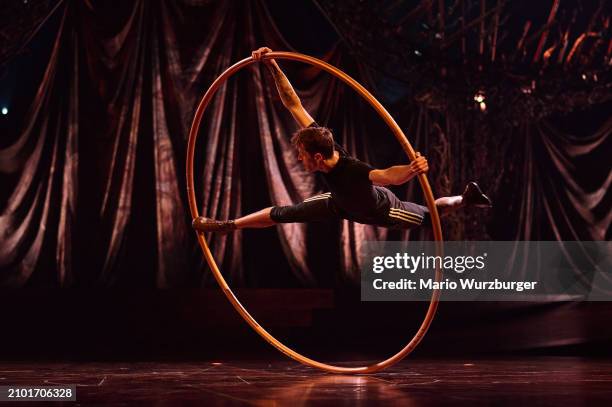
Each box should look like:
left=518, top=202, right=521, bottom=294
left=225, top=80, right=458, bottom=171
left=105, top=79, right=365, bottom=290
left=390, top=207, right=423, bottom=220
left=388, top=209, right=422, bottom=225
left=303, top=193, right=331, bottom=202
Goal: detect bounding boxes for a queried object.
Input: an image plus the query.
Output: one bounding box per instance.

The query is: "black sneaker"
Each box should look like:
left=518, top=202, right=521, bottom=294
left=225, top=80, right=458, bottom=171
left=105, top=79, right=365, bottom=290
left=462, top=182, right=492, bottom=208
left=192, top=217, right=236, bottom=233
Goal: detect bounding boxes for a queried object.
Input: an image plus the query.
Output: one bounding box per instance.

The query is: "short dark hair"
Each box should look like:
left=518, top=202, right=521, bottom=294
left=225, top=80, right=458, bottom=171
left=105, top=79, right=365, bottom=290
left=291, top=126, right=334, bottom=159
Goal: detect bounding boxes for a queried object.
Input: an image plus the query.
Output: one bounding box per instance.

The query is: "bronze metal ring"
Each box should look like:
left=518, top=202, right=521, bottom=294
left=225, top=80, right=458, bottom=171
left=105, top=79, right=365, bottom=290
left=186, top=51, right=443, bottom=373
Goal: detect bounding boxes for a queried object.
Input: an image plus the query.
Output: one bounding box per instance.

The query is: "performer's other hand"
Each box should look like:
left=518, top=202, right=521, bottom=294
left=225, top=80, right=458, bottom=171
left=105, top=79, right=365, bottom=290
left=412, top=152, right=429, bottom=175
left=252, top=47, right=272, bottom=63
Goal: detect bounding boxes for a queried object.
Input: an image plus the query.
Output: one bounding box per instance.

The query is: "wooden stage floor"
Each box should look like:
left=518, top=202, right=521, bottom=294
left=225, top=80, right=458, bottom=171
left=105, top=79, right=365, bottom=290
left=1, top=357, right=611, bottom=405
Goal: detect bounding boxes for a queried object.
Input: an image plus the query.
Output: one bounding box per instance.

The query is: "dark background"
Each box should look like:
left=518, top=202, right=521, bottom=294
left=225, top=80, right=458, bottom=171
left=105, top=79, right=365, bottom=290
left=0, top=0, right=610, bottom=360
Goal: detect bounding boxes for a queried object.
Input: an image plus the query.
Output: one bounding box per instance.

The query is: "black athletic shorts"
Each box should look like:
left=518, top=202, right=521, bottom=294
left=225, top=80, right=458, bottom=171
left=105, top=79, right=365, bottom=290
left=270, top=187, right=429, bottom=229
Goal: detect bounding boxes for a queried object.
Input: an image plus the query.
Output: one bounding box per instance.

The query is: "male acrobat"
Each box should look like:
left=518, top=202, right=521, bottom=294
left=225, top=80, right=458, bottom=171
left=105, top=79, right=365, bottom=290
left=192, top=47, right=491, bottom=233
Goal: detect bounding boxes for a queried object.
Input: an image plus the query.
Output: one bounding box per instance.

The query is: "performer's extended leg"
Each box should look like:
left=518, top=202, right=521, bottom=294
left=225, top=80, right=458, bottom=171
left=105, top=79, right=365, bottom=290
left=192, top=194, right=338, bottom=233
left=435, top=196, right=463, bottom=216
left=234, top=207, right=275, bottom=229
left=435, top=181, right=492, bottom=216
left=384, top=182, right=492, bottom=229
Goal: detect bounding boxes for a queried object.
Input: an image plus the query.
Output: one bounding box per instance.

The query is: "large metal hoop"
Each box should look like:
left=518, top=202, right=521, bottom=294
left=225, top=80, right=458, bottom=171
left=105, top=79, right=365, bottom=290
left=186, top=52, right=443, bottom=374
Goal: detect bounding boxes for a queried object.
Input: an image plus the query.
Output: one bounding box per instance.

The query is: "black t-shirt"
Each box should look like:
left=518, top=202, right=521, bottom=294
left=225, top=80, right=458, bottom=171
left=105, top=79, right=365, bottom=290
left=308, top=122, right=388, bottom=220
left=323, top=156, right=390, bottom=220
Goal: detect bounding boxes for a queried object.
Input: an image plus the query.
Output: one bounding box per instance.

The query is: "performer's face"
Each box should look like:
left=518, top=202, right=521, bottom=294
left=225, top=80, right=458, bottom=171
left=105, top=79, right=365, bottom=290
left=296, top=144, right=323, bottom=172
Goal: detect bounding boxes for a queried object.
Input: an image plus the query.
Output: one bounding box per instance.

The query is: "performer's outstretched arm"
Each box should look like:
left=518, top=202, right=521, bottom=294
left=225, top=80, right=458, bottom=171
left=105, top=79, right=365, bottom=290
left=252, top=47, right=314, bottom=128
left=369, top=153, right=429, bottom=186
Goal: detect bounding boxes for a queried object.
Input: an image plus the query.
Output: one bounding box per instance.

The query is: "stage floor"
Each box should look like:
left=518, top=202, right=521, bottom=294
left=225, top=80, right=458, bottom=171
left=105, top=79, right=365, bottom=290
left=1, top=357, right=611, bottom=405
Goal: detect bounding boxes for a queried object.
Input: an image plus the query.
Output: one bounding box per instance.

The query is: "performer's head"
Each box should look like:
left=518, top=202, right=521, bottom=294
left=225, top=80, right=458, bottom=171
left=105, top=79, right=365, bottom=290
left=291, top=126, right=334, bottom=172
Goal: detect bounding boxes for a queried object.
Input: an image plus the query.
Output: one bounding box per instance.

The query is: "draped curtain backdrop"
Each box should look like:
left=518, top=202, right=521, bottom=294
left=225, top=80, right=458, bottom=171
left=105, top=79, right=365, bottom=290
left=0, top=0, right=609, bottom=288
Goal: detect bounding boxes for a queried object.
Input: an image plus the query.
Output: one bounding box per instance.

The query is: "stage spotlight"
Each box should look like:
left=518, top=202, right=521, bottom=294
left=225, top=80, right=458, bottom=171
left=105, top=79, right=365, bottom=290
left=479, top=101, right=487, bottom=112
left=1, top=107, right=8, bottom=115
left=473, top=91, right=485, bottom=104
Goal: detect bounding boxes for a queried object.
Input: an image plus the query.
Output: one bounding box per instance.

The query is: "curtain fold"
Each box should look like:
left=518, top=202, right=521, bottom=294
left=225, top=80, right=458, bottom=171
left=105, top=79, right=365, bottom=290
left=0, top=6, right=78, bottom=287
